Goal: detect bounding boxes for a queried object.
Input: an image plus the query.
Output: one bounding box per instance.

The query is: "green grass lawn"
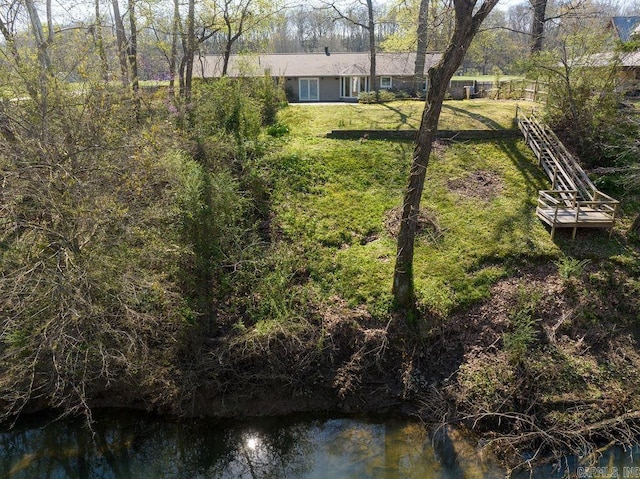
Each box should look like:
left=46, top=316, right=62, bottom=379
left=258, top=100, right=570, bottom=319
left=278, top=99, right=520, bottom=137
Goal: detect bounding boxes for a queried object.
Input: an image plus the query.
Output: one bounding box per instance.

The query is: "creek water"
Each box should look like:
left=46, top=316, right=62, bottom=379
left=1, top=410, right=639, bottom=478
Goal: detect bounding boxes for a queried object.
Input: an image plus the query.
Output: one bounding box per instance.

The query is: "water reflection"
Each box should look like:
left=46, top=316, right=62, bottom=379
left=1, top=411, right=637, bottom=478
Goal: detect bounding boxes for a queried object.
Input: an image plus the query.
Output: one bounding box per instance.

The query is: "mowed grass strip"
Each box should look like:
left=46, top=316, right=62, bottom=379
left=278, top=99, right=521, bottom=137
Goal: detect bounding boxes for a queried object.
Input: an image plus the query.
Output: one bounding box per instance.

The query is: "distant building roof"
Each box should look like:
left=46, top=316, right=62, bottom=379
left=621, top=50, right=640, bottom=67
left=583, top=51, right=640, bottom=68
left=197, top=52, right=442, bottom=78
left=609, top=16, right=640, bottom=42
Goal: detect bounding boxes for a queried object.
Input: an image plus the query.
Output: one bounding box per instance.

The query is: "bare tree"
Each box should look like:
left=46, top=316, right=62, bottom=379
left=0, top=3, right=28, bottom=78
left=528, top=0, right=599, bottom=54
left=184, top=0, right=195, bottom=100
left=112, top=0, right=129, bottom=85
left=529, top=0, right=547, bottom=53
left=366, top=0, right=376, bottom=96
left=128, top=0, right=139, bottom=94
left=24, top=0, right=51, bottom=72
left=176, top=0, right=220, bottom=101
left=94, top=0, right=110, bottom=81
left=221, top=0, right=254, bottom=76
left=170, top=0, right=181, bottom=92
left=392, top=0, right=499, bottom=310
left=326, top=0, right=378, bottom=97
left=414, top=0, right=429, bottom=93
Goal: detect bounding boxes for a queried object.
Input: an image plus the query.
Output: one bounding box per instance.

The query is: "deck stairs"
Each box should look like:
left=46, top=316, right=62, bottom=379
left=516, top=107, right=619, bottom=239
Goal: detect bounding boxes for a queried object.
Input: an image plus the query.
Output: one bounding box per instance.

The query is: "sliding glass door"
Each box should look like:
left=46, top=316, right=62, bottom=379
left=299, top=78, right=319, bottom=101
left=340, top=76, right=369, bottom=98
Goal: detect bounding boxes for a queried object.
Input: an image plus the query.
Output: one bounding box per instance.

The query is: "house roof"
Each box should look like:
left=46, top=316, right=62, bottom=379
left=621, top=50, right=640, bottom=67
left=609, top=16, right=640, bottom=42
left=580, top=50, right=640, bottom=68
left=197, top=52, right=442, bottom=78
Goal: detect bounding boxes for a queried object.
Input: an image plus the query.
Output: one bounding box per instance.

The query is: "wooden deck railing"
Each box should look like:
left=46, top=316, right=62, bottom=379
left=517, top=106, right=619, bottom=239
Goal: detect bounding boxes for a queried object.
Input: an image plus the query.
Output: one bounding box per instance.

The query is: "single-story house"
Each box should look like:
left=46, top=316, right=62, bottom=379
left=197, top=52, right=442, bottom=102
left=574, top=50, right=640, bottom=95
left=597, top=18, right=640, bottom=94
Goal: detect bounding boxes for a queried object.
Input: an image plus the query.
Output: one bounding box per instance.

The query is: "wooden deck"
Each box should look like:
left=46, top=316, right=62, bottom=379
left=517, top=107, right=619, bottom=239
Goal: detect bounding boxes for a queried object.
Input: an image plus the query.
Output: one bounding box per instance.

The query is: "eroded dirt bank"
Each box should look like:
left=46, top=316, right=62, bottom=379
left=84, top=261, right=640, bottom=467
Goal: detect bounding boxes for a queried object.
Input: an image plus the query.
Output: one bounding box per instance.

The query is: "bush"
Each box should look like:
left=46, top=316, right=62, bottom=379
left=191, top=76, right=287, bottom=145
left=256, top=73, right=288, bottom=126
left=358, top=90, right=397, bottom=104
left=266, top=122, right=290, bottom=137
left=0, top=83, right=198, bottom=417
left=528, top=30, right=639, bottom=168
left=503, top=287, right=541, bottom=364
left=192, top=78, right=262, bottom=141
left=555, top=256, right=590, bottom=282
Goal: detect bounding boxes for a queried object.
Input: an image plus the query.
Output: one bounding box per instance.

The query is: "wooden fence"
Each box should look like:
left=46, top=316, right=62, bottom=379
left=447, top=79, right=549, bottom=102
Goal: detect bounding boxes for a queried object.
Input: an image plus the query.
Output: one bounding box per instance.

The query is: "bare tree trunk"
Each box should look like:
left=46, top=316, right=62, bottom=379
left=95, top=0, right=109, bottom=81
left=414, top=0, right=429, bottom=95
left=169, top=0, right=181, bottom=93
left=111, top=0, right=129, bottom=86
left=185, top=0, right=195, bottom=102
left=46, top=0, right=53, bottom=45
left=366, top=0, right=376, bottom=98
left=128, top=0, right=140, bottom=119
left=393, top=0, right=499, bottom=310
left=128, top=0, right=139, bottom=92
left=530, top=0, right=547, bottom=54
left=222, top=32, right=232, bottom=76
left=24, top=0, right=51, bottom=72
left=178, top=56, right=187, bottom=97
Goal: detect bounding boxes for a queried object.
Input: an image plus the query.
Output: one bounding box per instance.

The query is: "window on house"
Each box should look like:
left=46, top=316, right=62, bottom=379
left=380, top=76, right=392, bottom=89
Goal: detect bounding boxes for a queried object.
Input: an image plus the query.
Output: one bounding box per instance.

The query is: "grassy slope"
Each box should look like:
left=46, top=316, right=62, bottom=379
left=258, top=99, right=640, bottom=465
left=267, top=100, right=558, bottom=318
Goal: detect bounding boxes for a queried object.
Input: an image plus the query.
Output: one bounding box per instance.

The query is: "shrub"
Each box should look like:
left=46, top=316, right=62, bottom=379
left=266, top=122, right=290, bottom=137
left=527, top=30, right=639, bottom=168
left=503, top=287, right=541, bottom=364
left=255, top=73, right=288, bottom=126
left=358, top=90, right=397, bottom=104
left=555, top=256, right=590, bottom=282
left=0, top=83, right=196, bottom=417
left=192, top=78, right=262, bottom=141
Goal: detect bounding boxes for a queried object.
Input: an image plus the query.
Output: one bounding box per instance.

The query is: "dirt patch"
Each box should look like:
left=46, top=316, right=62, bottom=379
left=433, top=263, right=640, bottom=468
left=384, top=206, right=442, bottom=241
left=432, top=140, right=449, bottom=156
left=447, top=170, right=504, bottom=201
